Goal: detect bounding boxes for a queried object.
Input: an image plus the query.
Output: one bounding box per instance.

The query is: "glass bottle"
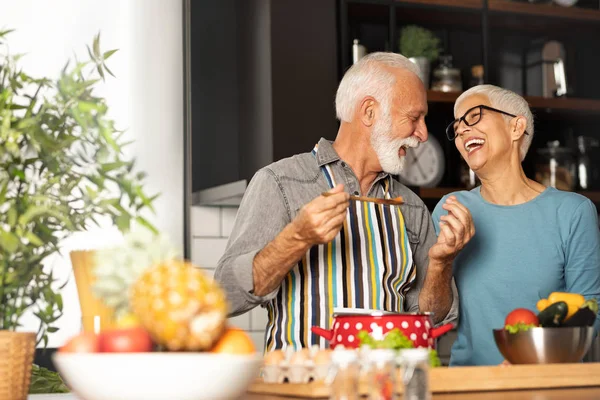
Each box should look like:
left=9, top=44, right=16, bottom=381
left=399, top=348, right=430, bottom=400
left=352, top=39, right=367, bottom=64
left=329, top=349, right=360, bottom=400
left=469, top=65, right=484, bottom=87
left=367, top=349, right=397, bottom=400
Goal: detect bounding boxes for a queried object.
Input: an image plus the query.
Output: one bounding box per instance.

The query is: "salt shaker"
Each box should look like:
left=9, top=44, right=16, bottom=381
left=367, top=349, right=397, bottom=400
left=329, top=349, right=360, bottom=400
left=399, top=348, right=431, bottom=400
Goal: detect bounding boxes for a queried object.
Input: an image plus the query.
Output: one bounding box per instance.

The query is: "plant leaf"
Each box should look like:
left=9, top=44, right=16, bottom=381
left=135, top=216, right=158, bottom=235
left=0, top=231, right=20, bottom=252
left=93, top=33, right=100, bottom=58
left=115, top=213, right=130, bottom=232
left=25, top=232, right=44, bottom=247
left=103, top=64, right=116, bottom=78
left=7, top=207, right=17, bottom=227
left=103, top=49, right=118, bottom=60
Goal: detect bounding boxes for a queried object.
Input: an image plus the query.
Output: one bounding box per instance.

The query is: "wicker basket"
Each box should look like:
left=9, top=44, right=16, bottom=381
left=0, top=331, right=36, bottom=400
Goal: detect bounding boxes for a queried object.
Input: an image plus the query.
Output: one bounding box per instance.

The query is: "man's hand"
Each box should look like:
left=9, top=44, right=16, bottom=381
left=291, top=184, right=350, bottom=246
left=429, top=195, right=475, bottom=264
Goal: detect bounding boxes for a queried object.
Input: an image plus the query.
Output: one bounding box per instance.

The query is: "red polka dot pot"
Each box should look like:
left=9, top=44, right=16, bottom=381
left=310, top=308, right=454, bottom=349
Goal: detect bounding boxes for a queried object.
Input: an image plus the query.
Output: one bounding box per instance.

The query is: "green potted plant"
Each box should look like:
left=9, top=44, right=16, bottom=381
left=398, top=25, right=441, bottom=88
left=0, top=30, right=158, bottom=399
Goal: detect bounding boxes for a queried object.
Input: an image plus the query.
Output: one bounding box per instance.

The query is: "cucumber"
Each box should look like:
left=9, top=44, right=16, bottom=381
left=537, top=301, right=568, bottom=327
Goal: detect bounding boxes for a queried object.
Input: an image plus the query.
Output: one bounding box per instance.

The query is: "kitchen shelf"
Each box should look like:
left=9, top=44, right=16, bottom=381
left=427, top=91, right=460, bottom=103
left=488, top=0, right=600, bottom=23
left=419, top=187, right=600, bottom=203
left=395, top=0, right=482, bottom=10
left=427, top=91, right=600, bottom=113
left=525, top=96, right=600, bottom=113
left=393, top=0, right=600, bottom=22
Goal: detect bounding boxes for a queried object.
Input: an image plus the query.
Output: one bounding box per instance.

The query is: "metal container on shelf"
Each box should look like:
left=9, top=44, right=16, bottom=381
left=430, top=55, right=462, bottom=93
left=535, top=141, right=576, bottom=191
left=525, top=40, right=568, bottom=98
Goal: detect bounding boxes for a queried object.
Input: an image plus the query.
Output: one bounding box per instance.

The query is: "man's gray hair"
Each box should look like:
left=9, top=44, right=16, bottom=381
left=455, top=85, right=534, bottom=161
left=335, top=52, right=421, bottom=123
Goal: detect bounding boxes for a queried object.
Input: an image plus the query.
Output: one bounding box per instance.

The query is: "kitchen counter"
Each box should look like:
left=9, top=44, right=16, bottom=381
left=245, top=388, right=600, bottom=399
left=28, top=387, right=600, bottom=400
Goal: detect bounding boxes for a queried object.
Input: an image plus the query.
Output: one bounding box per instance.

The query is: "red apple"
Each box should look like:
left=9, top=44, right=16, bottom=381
left=98, top=327, right=153, bottom=353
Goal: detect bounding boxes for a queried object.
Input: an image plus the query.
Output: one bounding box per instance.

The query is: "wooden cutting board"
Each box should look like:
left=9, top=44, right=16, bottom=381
left=248, top=363, right=600, bottom=398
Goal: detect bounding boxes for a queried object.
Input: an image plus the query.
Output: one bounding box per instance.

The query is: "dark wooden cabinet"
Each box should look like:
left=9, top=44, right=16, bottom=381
left=189, top=0, right=339, bottom=199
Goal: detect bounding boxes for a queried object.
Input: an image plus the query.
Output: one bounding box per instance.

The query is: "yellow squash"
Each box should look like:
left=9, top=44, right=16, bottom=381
left=544, top=292, right=585, bottom=319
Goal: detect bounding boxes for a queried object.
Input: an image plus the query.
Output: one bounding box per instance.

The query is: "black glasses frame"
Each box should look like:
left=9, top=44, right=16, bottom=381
left=445, top=104, right=529, bottom=141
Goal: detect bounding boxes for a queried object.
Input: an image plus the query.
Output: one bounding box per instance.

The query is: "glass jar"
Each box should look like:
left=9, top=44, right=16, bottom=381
left=398, top=348, right=430, bottom=400
left=535, top=141, right=576, bottom=191
left=430, top=55, right=462, bottom=93
left=576, top=136, right=600, bottom=190
left=329, top=349, right=360, bottom=400
left=367, top=349, right=396, bottom=400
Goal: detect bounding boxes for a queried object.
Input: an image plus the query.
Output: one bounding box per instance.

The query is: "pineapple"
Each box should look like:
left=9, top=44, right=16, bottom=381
left=129, top=260, right=228, bottom=351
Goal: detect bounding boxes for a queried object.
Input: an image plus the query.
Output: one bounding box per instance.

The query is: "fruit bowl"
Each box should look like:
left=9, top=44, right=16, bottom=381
left=493, top=326, right=594, bottom=364
left=53, top=352, right=263, bottom=400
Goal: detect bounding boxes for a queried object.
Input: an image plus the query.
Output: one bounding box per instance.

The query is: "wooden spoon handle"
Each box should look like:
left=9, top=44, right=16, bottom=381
left=321, top=191, right=404, bottom=205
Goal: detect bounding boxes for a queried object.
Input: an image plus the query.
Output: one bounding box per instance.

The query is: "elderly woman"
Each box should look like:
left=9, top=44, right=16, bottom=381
left=433, top=84, right=600, bottom=366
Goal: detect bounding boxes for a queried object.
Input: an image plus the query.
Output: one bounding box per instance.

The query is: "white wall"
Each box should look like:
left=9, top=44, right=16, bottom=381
left=2, top=0, right=184, bottom=347
left=191, top=206, right=268, bottom=353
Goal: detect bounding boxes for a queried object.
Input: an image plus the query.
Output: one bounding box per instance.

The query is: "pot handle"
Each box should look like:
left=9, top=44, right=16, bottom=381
left=430, top=323, right=455, bottom=339
left=311, top=326, right=334, bottom=341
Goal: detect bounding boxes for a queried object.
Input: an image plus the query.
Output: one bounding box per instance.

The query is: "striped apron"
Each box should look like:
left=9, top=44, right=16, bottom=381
left=264, top=145, right=416, bottom=350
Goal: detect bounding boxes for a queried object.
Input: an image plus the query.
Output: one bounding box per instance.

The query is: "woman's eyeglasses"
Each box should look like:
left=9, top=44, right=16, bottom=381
left=445, top=104, right=529, bottom=141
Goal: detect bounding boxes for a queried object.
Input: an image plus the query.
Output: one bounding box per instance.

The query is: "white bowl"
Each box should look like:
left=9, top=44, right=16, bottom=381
left=53, top=352, right=263, bottom=400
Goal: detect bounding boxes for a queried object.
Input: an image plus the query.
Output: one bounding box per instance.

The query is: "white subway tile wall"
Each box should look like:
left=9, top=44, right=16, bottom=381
left=221, top=207, right=238, bottom=237
left=201, top=268, right=216, bottom=280
left=251, top=307, right=269, bottom=331
left=191, top=237, right=229, bottom=269
left=191, top=206, right=222, bottom=237
left=191, top=206, right=266, bottom=353
left=249, top=332, right=266, bottom=354
left=228, top=313, right=251, bottom=331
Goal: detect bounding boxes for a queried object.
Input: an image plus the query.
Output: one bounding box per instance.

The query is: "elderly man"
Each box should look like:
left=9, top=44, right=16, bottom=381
left=215, top=52, right=474, bottom=350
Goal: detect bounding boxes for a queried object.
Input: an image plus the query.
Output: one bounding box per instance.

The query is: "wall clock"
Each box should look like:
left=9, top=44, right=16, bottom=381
left=399, top=134, right=445, bottom=188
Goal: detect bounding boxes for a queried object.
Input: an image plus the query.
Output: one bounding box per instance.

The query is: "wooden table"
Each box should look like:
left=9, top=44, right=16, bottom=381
left=244, top=387, right=600, bottom=399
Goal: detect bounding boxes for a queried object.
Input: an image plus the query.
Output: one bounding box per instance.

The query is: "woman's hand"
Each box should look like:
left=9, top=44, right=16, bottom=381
left=430, top=196, right=475, bottom=263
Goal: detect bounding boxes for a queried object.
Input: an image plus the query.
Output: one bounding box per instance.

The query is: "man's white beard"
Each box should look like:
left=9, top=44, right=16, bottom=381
left=370, top=112, right=419, bottom=175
